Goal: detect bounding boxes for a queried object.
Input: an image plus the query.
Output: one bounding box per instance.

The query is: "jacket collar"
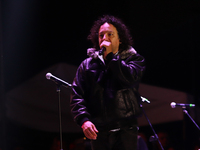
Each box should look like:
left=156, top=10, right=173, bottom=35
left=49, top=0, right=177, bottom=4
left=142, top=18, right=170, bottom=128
left=87, top=46, right=137, bottom=61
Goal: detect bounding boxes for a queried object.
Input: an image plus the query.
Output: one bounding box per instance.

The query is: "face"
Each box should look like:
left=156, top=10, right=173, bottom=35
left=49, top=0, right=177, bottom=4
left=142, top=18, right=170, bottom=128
left=98, top=22, right=120, bottom=54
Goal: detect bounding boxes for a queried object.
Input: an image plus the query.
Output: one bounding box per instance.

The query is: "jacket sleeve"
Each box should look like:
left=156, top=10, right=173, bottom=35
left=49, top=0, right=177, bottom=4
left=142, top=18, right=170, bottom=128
left=70, top=61, right=90, bottom=126
left=107, top=53, right=146, bottom=87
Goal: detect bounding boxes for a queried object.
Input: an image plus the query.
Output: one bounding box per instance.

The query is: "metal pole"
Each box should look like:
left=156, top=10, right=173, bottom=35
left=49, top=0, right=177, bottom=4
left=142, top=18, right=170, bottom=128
left=0, top=0, right=7, bottom=149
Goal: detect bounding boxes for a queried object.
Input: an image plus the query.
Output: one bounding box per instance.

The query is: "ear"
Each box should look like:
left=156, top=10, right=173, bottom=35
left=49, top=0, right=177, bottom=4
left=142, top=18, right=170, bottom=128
left=119, top=38, right=122, bottom=44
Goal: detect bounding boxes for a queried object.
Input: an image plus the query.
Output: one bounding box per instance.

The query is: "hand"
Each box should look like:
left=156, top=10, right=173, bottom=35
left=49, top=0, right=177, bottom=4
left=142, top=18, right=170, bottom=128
left=100, top=41, right=112, bottom=59
left=81, top=121, right=99, bottom=140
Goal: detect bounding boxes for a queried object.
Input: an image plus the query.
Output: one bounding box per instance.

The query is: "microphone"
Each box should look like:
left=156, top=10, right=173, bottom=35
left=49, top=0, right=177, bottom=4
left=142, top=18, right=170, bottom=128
left=99, top=46, right=106, bottom=56
left=170, top=102, right=195, bottom=108
left=46, top=73, right=71, bottom=88
left=141, top=96, right=150, bottom=103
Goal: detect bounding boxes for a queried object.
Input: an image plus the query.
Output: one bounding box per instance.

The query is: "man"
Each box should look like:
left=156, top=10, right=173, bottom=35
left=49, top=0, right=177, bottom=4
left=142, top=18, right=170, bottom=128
left=70, top=15, right=146, bottom=150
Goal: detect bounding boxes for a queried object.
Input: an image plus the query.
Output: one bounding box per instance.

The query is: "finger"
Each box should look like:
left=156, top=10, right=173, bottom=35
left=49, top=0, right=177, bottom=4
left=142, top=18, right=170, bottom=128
left=84, top=128, right=97, bottom=140
left=100, top=41, right=111, bottom=48
left=88, top=127, right=97, bottom=138
left=92, top=125, right=99, bottom=133
left=84, top=130, right=93, bottom=139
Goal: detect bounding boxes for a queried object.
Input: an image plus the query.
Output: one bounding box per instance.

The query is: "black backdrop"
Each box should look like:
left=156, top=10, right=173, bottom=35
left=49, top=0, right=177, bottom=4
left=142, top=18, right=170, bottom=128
left=2, top=0, right=200, bottom=94
left=1, top=0, right=200, bottom=150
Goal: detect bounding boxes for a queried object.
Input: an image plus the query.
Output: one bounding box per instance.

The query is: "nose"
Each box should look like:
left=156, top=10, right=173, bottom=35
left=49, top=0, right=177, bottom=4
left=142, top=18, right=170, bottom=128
left=103, top=33, right=108, bottom=41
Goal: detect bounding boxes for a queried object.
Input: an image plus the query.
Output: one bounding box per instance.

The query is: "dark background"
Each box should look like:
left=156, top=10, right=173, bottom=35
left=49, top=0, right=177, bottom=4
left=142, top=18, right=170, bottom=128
left=1, top=0, right=200, bottom=150
left=2, top=0, right=200, bottom=95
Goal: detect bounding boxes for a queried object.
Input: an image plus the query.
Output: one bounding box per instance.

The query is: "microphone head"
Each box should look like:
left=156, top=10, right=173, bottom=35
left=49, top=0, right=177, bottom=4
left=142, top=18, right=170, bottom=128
left=170, top=102, right=176, bottom=108
left=99, top=46, right=106, bottom=56
left=46, top=72, right=52, bottom=80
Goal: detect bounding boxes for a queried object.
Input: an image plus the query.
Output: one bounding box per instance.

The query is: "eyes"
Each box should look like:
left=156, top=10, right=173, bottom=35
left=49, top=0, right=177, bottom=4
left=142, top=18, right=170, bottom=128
left=99, top=32, right=114, bottom=39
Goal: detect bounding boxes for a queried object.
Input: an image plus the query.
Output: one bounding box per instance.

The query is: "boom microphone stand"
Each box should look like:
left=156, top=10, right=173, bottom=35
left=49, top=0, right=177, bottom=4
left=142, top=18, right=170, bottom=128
left=140, top=98, right=164, bottom=150
left=46, top=73, right=72, bottom=150
left=170, top=102, right=199, bottom=130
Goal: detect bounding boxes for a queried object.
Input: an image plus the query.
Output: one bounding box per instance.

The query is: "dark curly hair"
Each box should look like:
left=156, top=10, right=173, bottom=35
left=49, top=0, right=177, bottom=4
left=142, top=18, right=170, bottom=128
left=87, top=15, right=133, bottom=52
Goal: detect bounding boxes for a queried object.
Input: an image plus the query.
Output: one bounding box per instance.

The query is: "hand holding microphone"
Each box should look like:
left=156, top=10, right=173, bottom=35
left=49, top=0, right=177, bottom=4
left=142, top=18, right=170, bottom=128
left=99, top=41, right=112, bottom=57
left=99, top=46, right=106, bottom=56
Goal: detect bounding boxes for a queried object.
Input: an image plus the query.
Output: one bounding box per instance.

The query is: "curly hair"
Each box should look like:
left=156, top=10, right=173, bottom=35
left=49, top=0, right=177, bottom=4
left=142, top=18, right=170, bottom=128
left=87, top=15, right=133, bottom=52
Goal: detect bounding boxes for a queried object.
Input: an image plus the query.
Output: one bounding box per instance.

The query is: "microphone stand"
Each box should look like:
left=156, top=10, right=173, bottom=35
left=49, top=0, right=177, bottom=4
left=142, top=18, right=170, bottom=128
left=140, top=103, right=164, bottom=150
left=46, top=72, right=72, bottom=150
left=56, top=84, right=63, bottom=150
left=54, top=82, right=71, bottom=150
left=182, top=107, right=200, bottom=131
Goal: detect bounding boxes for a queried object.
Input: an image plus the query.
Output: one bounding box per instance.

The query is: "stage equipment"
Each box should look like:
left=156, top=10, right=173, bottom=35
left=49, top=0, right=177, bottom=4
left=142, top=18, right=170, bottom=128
left=170, top=102, right=199, bottom=131
left=170, top=102, right=195, bottom=108
left=140, top=98, right=164, bottom=150
left=46, top=72, right=71, bottom=150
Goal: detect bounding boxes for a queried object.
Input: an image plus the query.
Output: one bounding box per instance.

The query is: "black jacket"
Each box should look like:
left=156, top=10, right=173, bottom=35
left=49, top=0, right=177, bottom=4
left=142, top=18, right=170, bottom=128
left=70, top=47, right=146, bottom=131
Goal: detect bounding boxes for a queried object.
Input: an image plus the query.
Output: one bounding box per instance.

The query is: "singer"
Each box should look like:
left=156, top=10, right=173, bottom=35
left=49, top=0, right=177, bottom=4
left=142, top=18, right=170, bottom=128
left=70, top=15, right=146, bottom=150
